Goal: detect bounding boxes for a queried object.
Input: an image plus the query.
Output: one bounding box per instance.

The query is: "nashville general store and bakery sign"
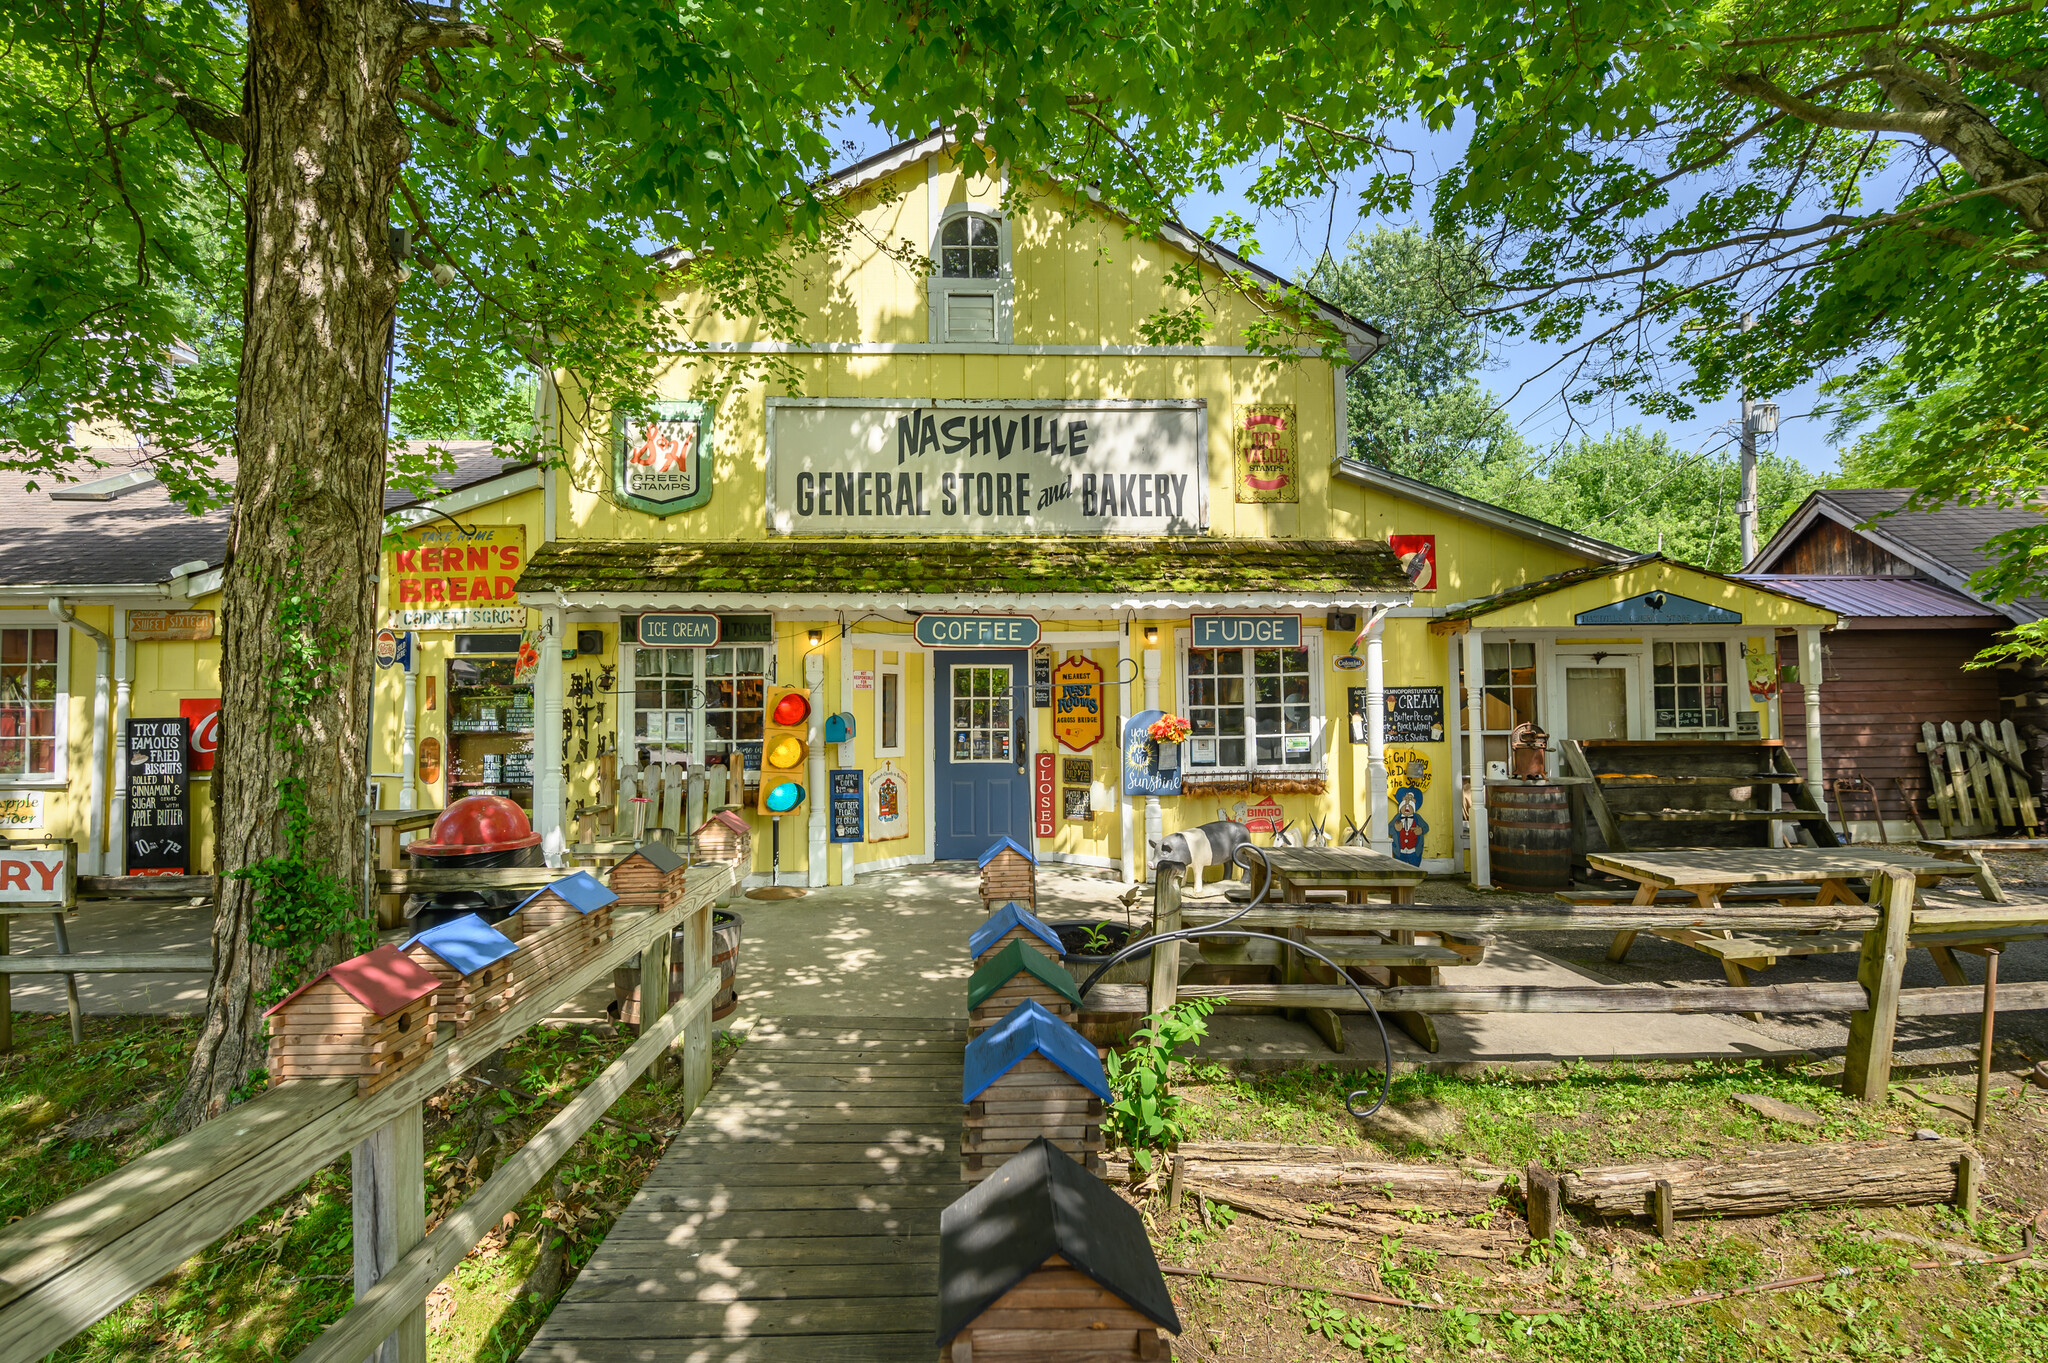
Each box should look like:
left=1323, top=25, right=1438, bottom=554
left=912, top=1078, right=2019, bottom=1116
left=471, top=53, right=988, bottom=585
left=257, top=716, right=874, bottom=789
left=764, top=397, right=1207, bottom=536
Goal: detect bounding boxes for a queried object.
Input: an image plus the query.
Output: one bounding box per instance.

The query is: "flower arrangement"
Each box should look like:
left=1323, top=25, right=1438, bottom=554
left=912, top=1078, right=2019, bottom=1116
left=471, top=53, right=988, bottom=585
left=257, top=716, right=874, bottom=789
left=1147, top=714, right=1191, bottom=744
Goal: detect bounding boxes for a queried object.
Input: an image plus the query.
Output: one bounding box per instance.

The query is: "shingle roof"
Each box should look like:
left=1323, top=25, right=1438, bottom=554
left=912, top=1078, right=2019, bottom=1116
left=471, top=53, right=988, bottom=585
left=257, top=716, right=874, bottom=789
left=520, top=537, right=1411, bottom=603
left=1753, top=490, right=2048, bottom=621
left=1728, top=574, right=2001, bottom=625
left=615, top=840, right=687, bottom=876
left=1437, top=553, right=1830, bottom=623
left=977, top=836, right=1035, bottom=869
left=937, top=1137, right=1181, bottom=1345
left=1, top=443, right=532, bottom=590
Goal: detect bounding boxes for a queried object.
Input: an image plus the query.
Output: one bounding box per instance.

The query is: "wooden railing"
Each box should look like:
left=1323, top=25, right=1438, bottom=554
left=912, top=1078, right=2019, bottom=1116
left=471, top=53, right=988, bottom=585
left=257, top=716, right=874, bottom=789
left=1143, top=868, right=2048, bottom=1099
left=0, top=861, right=734, bottom=1361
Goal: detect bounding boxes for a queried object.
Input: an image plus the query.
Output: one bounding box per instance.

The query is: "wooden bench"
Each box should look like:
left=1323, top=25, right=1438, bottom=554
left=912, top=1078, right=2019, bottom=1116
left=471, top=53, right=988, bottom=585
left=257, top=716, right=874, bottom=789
left=1556, top=885, right=1825, bottom=907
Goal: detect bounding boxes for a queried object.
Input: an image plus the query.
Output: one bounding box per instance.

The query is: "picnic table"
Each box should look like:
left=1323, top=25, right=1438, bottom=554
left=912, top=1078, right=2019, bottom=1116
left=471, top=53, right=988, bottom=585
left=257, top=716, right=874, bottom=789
left=1584, top=847, right=2020, bottom=995
left=1205, top=847, right=1466, bottom=1053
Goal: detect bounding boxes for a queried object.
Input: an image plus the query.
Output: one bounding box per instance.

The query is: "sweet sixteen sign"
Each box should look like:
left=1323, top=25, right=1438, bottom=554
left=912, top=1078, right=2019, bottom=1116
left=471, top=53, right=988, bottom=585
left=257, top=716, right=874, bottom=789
left=766, top=398, right=1205, bottom=536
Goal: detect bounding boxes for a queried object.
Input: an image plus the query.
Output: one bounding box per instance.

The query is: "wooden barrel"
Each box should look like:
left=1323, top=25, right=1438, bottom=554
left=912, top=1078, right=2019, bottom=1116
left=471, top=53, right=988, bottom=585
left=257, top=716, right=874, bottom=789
left=1487, top=783, right=1572, bottom=892
left=711, top=910, right=742, bottom=1020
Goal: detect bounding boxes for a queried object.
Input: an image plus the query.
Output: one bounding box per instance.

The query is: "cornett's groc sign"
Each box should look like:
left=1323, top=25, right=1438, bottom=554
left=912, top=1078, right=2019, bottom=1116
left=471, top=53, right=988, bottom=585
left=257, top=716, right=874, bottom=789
left=765, top=397, right=1206, bottom=536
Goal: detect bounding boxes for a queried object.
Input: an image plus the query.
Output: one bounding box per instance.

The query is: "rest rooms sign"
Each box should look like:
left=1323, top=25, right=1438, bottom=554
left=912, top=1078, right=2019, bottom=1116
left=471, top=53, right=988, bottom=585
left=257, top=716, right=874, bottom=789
left=765, top=398, right=1206, bottom=536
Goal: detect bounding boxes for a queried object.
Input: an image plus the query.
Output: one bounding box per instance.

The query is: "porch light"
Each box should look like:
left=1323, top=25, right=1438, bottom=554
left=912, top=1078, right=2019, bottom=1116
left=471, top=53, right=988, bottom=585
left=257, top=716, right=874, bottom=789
left=806, top=627, right=823, bottom=646
left=1143, top=626, right=1158, bottom=644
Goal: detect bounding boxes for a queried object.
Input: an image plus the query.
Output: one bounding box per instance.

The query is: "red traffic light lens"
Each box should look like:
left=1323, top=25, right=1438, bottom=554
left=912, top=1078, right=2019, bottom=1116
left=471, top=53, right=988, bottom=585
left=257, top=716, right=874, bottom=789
left=772, top=693, right=810, bottom=727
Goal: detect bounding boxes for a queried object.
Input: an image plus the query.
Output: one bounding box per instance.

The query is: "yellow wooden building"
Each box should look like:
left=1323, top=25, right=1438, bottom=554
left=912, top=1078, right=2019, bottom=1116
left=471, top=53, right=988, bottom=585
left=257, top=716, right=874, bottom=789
left=3, top=136, right=1843, bottom=889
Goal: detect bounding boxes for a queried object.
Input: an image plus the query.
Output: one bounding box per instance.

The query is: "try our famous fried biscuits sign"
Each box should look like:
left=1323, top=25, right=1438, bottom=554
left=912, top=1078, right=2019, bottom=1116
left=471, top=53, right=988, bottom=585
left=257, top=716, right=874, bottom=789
left=764, top=397, right=1206, bottom=535
left=614, top=399, right=714, bottom=515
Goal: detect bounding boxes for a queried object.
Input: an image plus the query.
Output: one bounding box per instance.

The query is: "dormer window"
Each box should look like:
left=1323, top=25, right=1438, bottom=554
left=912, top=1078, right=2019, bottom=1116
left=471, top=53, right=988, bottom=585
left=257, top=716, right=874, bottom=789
left=930, top=208, right=1012, bottom=344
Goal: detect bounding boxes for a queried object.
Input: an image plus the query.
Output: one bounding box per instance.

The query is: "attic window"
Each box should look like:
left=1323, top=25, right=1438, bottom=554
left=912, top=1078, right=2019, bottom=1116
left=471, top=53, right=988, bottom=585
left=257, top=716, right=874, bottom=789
left=50, top=469, right=156, bottom=502
left=930, top=209, right=1012, bottom=345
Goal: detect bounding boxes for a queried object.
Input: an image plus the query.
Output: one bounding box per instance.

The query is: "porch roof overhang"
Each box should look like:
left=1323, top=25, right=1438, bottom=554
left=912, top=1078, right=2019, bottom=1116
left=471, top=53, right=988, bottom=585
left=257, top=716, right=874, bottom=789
left=518, top=537, right=1413, bottom=615
left=1428, top=554, right=1839, bottom=634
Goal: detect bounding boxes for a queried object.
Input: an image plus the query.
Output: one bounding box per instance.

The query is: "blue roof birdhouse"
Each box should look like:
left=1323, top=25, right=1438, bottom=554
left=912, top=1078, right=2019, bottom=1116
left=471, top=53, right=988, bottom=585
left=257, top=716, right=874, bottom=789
left=969, top=901, right=1063, bottom=961
left=977, top=835, right=1036, bottom=869
left=400, top=913, right=517, bottom=977
left=963, top=999, right=1110, bottom=1104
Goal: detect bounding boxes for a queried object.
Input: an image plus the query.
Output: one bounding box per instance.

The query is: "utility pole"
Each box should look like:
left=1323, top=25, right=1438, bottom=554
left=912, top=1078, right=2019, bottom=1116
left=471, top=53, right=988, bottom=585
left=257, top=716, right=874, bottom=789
left=1734, top=312, right=1779, bottom=566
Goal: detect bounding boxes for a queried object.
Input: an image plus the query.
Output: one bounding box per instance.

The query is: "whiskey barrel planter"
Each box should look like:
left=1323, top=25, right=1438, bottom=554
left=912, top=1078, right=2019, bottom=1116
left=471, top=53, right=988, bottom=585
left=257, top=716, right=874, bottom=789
left=1488, top=782, right=1572, bottom=892
left=712, top=909, right=742, bottom=1020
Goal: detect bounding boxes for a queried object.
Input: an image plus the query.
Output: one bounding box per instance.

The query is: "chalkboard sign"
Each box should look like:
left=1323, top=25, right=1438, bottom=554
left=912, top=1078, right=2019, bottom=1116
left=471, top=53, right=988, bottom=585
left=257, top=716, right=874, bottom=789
left=1384, top=687, right=1445, bottom=743
left=828, top=768, right=864, bottom=843
left=1121, top=710, right=1182, bottom=798
left=126, top=717, right=191, bottom=872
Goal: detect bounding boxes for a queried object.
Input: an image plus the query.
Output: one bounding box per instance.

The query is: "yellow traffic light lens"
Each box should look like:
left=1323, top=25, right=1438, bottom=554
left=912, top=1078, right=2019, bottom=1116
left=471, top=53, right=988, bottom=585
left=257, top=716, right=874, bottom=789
left=773, top=693, right=810, bottom=727
left=766, top=734, right=805, bottom=769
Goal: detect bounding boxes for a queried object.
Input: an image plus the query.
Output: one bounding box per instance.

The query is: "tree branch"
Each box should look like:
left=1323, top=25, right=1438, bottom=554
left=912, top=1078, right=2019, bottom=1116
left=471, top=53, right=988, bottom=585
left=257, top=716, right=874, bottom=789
left=1919, top=36, right=2048, bottom=104
left=396, top=86, right=460, bottom=128
left=399, top=20, right=494, bottom=56
left=141, top=69, right=243, bottom=146
left=1718, top=69, right=1950, bottom=137
left=1719, top=4, right=2043, bottom=51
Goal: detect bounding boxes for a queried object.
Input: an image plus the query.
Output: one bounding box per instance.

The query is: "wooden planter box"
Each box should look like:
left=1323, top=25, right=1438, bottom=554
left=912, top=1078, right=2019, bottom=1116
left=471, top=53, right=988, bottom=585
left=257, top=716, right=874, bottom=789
left=264, top=945, right=441, bottom=1096
left=609, top=840, right=688, bottom=909
left=943, top=1254, right=1170, bottom=1361
left=401, top=914, right=520, bottom=1036
left=963, top=1053, right=1105, bottom=1181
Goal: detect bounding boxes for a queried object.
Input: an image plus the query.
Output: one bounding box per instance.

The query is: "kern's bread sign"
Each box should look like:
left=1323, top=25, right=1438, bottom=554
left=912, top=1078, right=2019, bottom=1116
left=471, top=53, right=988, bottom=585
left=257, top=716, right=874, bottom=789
left=387, top=526, right=527, bottom=630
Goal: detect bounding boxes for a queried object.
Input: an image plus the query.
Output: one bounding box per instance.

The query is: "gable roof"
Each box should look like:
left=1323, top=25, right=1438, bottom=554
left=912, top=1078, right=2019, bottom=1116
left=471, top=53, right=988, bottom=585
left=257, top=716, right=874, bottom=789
left=1726, top=574, right=2002, bottom=629
left=967, top=940, right=1081, bottom=1014
left=659, top=133, right=1386, bottom=365
left=1433, top=553, right=1834, bottom=628
left=401, top=913, right=518, bottom=977
left=977, top=836, right=1036, bottom=869
left=962, top=998, right=1107, bottom=1102
left=969, top=902, right=1063, bottom=959
left=265, top=943, right=441, bottom=1018
left=1748, top=490, right=2048, bottom=623
left=0, top=443, right=534, bottom=596
left=1334, top=458, right=1637, bottom=565
left=515, top=870, right=617, bottom=916
left=616, top=840, right=687, bottom=876
left=937, top=1137, right=1181, bottom=1345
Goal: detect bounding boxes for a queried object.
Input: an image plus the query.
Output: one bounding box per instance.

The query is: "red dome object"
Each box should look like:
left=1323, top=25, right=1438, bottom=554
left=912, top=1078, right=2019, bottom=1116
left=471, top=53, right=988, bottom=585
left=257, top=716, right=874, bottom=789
left=407, top=795, right=542, bottom=856
left=773, top=692, right=810, bottom=726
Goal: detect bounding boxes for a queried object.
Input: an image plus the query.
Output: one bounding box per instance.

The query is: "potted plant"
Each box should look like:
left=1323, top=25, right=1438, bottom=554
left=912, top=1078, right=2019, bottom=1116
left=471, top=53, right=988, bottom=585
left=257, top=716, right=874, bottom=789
left=1045, top=919, right=1153, bottom=986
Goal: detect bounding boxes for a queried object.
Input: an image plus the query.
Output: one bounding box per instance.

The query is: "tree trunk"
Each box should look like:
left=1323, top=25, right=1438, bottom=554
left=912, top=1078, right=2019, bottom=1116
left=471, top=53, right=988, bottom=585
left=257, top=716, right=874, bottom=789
left=175, top=0, right=407, bottom=1131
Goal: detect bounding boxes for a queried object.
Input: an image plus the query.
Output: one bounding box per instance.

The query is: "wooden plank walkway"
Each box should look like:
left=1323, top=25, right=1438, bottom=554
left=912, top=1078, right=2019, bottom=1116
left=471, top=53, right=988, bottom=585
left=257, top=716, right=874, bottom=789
left=521, top=1015, right=965, bottom=1362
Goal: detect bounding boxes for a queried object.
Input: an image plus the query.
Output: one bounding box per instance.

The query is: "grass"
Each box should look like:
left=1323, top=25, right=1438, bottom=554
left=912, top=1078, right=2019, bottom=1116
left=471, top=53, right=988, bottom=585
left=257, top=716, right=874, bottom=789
left=1, top=1010, right=740, bottom=1362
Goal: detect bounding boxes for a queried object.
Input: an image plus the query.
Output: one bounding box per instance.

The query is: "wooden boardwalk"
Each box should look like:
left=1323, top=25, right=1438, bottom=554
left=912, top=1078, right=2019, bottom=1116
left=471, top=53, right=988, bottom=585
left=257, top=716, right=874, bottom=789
left=521, top=1015, right=966, bottom=1362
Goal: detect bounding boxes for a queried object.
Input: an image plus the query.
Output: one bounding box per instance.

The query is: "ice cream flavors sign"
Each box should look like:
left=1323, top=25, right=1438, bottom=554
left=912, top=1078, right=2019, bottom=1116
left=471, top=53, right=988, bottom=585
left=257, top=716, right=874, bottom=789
left=764, top=398, right=1206, bottom=536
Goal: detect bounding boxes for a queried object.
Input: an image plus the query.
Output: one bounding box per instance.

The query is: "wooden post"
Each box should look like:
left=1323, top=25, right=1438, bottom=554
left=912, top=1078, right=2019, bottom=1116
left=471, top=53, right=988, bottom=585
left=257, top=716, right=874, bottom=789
left=352, top=1104, right=426, bottom=1363
left=1167, top=1152, right=1186, bottom=1219
left=638, top=924, right=672, bottom=1084
left=1651, top=1179, right=1675, bottom=1240
left=1957, top=1148, right=1983, bottom=1222
left=1974, top=947, right=2000, bottom=1136
left=679, top=902, right=713, bottom=1114
left=375, top=823, right=403, bottom=930
left=1, top=915, right=11, bottom=1055
left=1524, top=1162, right=1561, bottom=1242
left=1147, top=867, right=1182, bottom=1017
left=1844, top=869, right=1917, bottom=1103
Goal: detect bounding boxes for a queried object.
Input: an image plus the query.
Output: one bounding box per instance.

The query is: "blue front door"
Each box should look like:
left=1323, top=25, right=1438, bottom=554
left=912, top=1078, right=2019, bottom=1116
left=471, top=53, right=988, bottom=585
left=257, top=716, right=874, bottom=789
left=933, top=651, right=1031, bottom=861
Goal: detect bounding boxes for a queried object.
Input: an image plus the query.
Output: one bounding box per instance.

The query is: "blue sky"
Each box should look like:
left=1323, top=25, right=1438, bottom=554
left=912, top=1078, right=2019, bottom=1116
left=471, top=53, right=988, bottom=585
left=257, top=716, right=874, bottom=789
left=830, top=114, right=1847, bottom=475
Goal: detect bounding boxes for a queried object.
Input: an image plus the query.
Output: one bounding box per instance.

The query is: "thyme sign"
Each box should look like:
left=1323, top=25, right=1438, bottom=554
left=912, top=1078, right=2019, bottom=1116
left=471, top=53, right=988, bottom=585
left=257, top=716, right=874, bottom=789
left=765, top=397, right=1206, bottom=535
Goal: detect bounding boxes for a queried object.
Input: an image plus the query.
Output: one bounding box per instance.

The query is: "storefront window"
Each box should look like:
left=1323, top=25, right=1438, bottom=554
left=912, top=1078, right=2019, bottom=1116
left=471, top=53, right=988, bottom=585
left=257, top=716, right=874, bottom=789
left=1654, top=641, right=1729, bottom=731
left=876, top=653, right=904, bottom=757
left=1458, top=641, right=1538, bottom=736
left=633, top=645, right=767, bottom=766
left=0, top=627, right=59, bottom=777
left=1185, top=646, right=1315, bottom=769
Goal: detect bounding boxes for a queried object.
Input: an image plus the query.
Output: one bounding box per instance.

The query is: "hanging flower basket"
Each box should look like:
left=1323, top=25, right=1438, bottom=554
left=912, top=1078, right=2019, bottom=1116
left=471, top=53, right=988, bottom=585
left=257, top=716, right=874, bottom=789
left=1147, top=714, right=1191, bottom=744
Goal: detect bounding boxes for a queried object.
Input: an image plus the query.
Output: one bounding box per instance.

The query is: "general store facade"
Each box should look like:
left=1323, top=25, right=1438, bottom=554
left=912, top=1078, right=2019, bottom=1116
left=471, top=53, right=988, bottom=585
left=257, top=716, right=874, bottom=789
left=6, top=138, right=1851, bottom=887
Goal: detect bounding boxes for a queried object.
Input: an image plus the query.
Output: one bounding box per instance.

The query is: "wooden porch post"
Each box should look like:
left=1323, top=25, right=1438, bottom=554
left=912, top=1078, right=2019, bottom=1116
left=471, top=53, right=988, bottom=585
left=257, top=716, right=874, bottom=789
left=1799, top=625, right=1827, bottom=820
left=352, top=1105, right=426, bottom=1363
left=1464, top=629, right=1490, bottom=887
left=1148, top=866, right=1182, bottom=1016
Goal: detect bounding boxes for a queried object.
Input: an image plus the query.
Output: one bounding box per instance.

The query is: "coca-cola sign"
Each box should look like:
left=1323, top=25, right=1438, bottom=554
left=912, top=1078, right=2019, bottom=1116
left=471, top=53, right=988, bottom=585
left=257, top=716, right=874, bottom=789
left=179, top=698, right=221, bottom=772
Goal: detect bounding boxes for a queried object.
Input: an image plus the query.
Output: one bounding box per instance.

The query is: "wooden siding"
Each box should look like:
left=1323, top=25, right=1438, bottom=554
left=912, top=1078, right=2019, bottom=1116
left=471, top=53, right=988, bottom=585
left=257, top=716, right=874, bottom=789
left=1776, top=629, right=2002, bottom=819
left=1775, top=519, right=1920, bottom=577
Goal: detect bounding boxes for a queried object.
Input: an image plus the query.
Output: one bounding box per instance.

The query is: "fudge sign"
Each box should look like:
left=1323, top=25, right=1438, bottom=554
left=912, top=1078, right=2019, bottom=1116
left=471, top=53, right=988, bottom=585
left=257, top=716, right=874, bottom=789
left=765, top=397, right=1206, bottom=535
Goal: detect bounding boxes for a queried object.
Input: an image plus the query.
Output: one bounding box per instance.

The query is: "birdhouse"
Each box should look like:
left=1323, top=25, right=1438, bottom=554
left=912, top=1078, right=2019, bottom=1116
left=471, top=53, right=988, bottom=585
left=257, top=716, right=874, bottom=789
left=501, top=871, right=617, bottom=994
left=608, top=839, right=687, bottom=909
left=961, top=999, right=1109, bottom=1183
left=971, top=901, right=1063, bottom=967
left=938, top=1137, right=1181, bottom=1361
left=968, top=938, right=1080, bottom=1037
left=264, top=945, right=441, bottom=1096
left=978, top=836, right=1036, bottom=909
left=692, top=808, right=753, bottom=869
left=400, top=913, right=519, bottom=1035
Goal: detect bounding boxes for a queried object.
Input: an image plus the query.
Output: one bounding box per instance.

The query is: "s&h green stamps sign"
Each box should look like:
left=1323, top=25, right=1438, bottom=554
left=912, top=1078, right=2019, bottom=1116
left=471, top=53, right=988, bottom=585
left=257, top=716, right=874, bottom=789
left=614, top=399, right=713, bottom=515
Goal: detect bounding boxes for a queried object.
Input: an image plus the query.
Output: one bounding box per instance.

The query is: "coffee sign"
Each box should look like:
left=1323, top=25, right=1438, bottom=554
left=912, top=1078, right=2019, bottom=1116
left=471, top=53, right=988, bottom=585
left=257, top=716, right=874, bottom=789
left=913, top=615, right=1040, bottom=648
left=766, top=398, right=1206, bottom=536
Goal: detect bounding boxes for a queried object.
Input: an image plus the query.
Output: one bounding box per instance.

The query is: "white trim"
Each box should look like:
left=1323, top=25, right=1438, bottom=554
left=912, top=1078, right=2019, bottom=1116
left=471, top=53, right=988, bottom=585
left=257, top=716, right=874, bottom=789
left=0, top=584, right=180, bottom=604
left=929, top=204, right=1014, bottom=345
left=1750, top=496, right=2037, bottom=623
left=0, top=611, right=71, bottom=787
left=850, top=627, right=1126, bottom=652
left=1335, top=459, right=1636, bottom=564
left=543, top=591, right=1408, bottom=614
left=1173, top=625, right=1327, bottom=780
left=874, top=653, right=906, bottom=758
left=1038, top=850, right=1120, bottom=871
left=919, top=649, right=936, bottom=864
left=850, top=849, right=936, bottom=875
left=659, top=340, right=1339, bottom=358
left=386, top=466, right=544, bottom=528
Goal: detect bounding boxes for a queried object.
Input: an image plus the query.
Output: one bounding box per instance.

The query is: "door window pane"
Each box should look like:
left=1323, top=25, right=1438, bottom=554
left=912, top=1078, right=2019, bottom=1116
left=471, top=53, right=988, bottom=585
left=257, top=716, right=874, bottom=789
left=950, top=665, right=1013, bottom=763
left=0, top=628, right=59, bottom=775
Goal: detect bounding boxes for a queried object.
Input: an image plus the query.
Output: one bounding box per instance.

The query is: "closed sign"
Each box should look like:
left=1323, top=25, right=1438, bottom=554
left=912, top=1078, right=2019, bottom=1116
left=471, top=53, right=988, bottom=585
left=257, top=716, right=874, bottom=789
left=913, top=615, right=1040, bottom=648
left=1191, top=615, right=1301, bottom=648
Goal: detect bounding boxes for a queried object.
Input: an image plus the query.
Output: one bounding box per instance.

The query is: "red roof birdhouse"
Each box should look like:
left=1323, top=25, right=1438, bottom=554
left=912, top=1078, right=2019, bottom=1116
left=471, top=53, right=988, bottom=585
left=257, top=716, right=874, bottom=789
left=264, top=945, right=441, bottom=1095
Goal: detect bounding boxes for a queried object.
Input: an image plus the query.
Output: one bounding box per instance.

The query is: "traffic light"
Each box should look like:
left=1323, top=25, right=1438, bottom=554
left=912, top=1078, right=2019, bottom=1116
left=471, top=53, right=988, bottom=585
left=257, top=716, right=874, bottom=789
left=757, top=685, right=810, bottom=814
